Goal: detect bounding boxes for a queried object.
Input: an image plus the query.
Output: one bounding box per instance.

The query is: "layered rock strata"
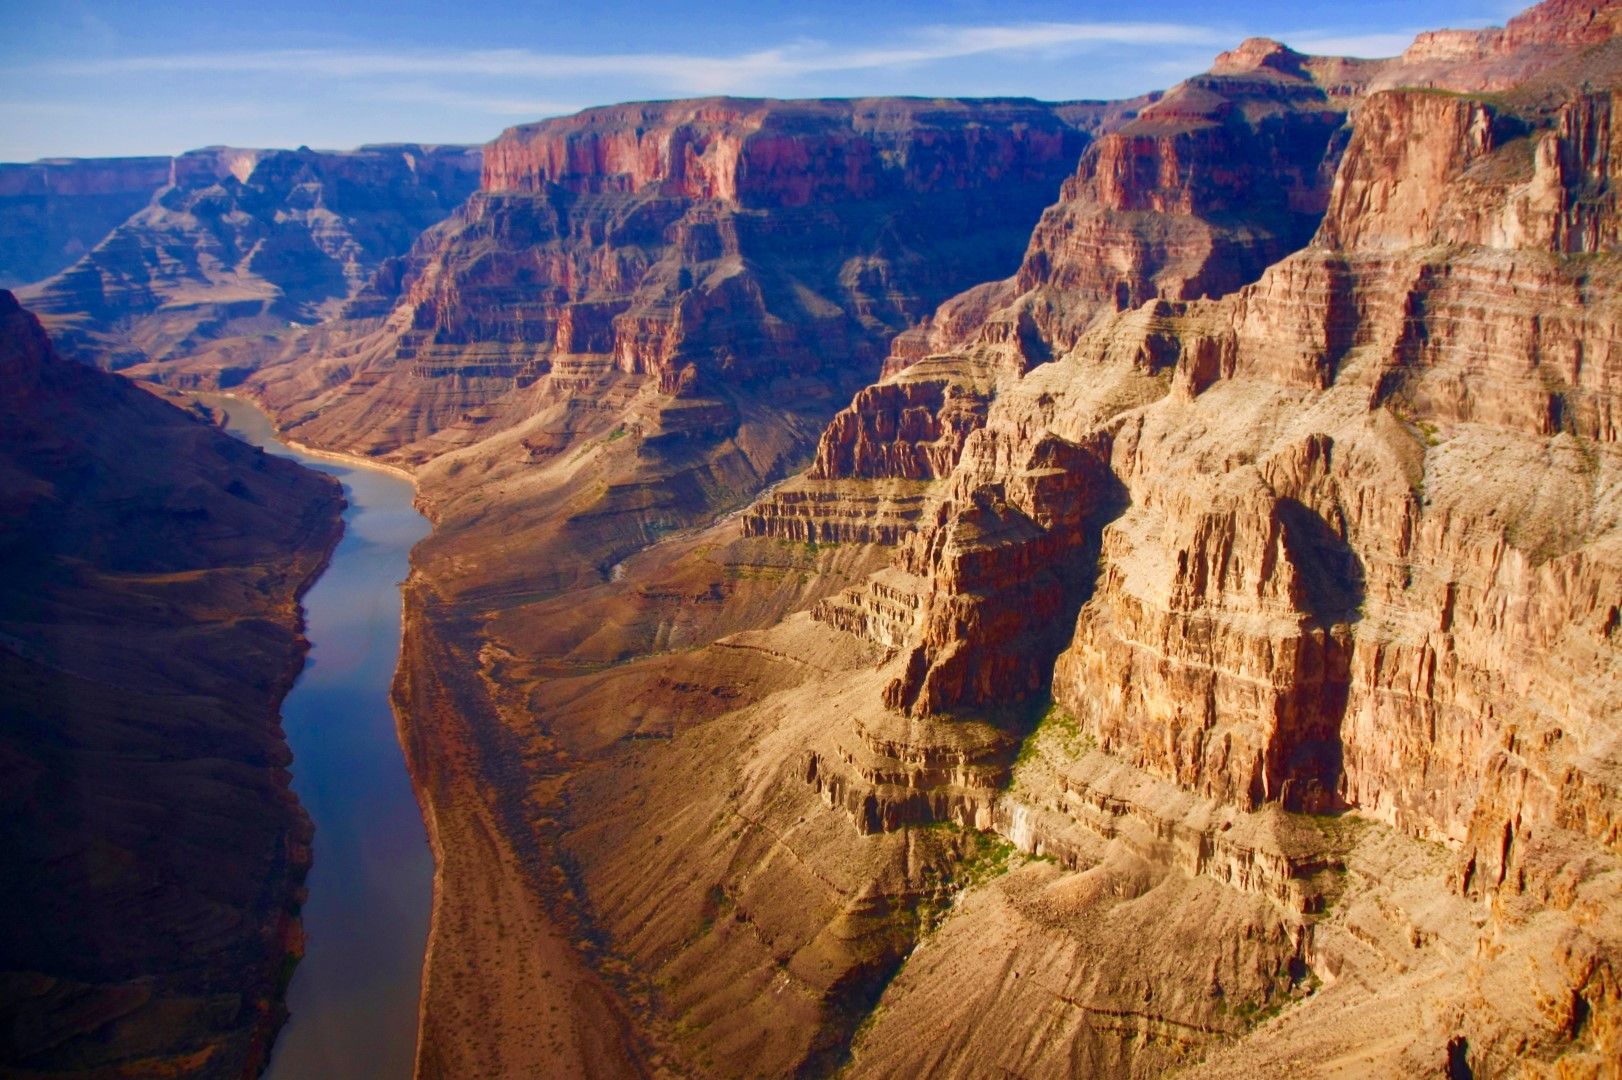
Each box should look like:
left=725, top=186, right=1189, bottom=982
left=207, top=97, right=1121, bottom=468
left=0, top=291, right=343, bottom=1077
left=830, top=9, right=1622, bottom=1072
left=0, top=156, right=170, bottom=288
left=16, top=144, right=480, bottom=367
left=88, top=0, right=1621, bottom=1076
left=418, top=3, right=1618, bottom=1073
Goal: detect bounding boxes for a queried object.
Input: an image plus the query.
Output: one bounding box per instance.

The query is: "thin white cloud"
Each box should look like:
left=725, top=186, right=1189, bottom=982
left=48, top=20, right=1236, bottom=95
left=0, top=99, right=274, bottom=121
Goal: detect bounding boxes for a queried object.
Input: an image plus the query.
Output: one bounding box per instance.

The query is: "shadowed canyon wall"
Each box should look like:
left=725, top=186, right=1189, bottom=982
left=0, top=157, right=171, bottom=289
left=9, top=144, right=480, bottom=370
left=0, top=291, right=343, bottom=1077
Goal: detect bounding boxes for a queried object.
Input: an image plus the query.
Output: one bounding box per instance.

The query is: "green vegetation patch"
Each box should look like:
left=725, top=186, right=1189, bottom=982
left=1013, top=700, right=1094, bottom=770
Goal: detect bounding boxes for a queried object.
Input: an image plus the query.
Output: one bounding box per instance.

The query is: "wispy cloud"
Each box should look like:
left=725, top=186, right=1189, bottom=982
left=0, top=99, right=274, bottom=121
left=357, top=83, right=583, bottom=117
left=48, top=20, right=1236, bottom=96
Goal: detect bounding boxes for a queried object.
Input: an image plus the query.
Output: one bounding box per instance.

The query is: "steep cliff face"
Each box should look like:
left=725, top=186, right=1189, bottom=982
left=0, top=291, right=343, bottom=1078
left=415, top=2, right=1617, bottom=1075
left=0, top=156, right=171, bottom=288
left=217, top=97, right=1104, bottom=466
left=821, top=45, right=1354, bottom=375
left=822, top=9, right=1621, bottom=1071
left=1006, top=57, right=1347, bottom=354
left=740, top=47, right=1358, bottom=562
left=1387, top=0, right=1622, bottom=92
left=16, top=144, right=479, bottom=368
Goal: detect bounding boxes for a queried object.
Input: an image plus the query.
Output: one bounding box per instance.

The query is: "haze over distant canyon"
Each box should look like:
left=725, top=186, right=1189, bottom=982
left=1, top=1, right=1620, bottom=1078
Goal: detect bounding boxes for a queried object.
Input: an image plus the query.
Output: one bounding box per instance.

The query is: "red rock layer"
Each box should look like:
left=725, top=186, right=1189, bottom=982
left=804, top=8, right=1621, bottom=1069
left=734, top=5, right=1621, bottom=1072
left=239, top=97, right=1104, bottom=462
left=961, top=52, right=1350, bottom=358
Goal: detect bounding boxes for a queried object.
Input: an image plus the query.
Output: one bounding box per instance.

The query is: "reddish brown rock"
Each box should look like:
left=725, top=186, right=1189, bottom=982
left=83, top=1, right=1615, bottom=1077
left=220, top=97, right=1107, bottom=465
left=771, top=4, right=1622, bottom=1074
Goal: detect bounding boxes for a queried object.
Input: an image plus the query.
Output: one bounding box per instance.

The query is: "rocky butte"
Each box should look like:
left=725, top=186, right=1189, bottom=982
left=6, top=0, right=1621, bottom=1076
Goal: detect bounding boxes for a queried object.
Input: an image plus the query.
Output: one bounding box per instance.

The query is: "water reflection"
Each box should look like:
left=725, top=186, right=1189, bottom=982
left=207, top=398, right=432, bottom=1080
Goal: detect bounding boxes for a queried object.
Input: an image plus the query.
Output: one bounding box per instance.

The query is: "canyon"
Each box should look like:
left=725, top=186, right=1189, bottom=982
left=3, top=0, right=1620, bottom=1076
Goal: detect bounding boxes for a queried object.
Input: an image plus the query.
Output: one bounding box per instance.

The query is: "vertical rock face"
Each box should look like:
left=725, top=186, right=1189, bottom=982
left=940, top=53, right=1353, bottom=358
left=224, top=97, right=1104, bottom=462
left=812, top=4, right=1621, bottom=1071
left=665, top=2, right=1621, bottom=1075
left=1319, top=87, right=1622, bottom=257
left=0, top=157, right=172, bottom=288
left=1389, top=0, right=1622, bottom=90
left=481, top=97, right=1083, bottom=205
left=1054, top=445, right=1359, bottom=814
left=14, top=144, right=480, bottom=367
left=0, top=291, right=343, bottom=1077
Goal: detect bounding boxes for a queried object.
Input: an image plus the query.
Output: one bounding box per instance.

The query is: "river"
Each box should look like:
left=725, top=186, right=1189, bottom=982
left=206, top=397, right=432, bottom=1079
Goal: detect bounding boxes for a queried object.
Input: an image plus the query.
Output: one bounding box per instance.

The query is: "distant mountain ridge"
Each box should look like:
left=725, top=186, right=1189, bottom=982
left=3, top=143, right=481, bottom=367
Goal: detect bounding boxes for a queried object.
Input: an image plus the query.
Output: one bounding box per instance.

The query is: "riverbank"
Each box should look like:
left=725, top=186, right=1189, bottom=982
left=393, top=585, right=651, bottom=1078
left=202, top=391, right=422, bottom=483
left=0, top=300, right=346, bottom=1079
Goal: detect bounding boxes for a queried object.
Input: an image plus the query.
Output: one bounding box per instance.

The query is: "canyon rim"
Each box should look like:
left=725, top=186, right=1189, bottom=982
left=1, top=0, right=1620, bottom=1077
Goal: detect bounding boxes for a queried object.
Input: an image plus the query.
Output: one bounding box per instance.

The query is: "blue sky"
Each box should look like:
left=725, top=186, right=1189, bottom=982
left=1, top=0, right=1527, bottom=160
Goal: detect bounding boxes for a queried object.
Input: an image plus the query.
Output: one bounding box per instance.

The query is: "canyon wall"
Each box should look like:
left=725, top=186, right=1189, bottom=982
left=814, top=7, right=1621, bottom=1073
left=12, top=144, right=480, bottom=368
left=21, top=0, right=1614, bottom=1076
left=207, top=97, right=1135, bottom=470
left=388, top=2, right=1617, bottom=1075
left=0, top=291, right=344, bottom=1077
left=0, top=156, right=172, bottom=289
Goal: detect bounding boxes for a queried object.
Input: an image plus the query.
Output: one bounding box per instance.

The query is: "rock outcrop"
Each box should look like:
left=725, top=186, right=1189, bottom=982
left=824, top=4, right=1622, bottom=1072
left=380, top=2, right=1622, bottom=1075
left=15, top=144, right=480, bottom=368
left=205, top=97, right=1128, bottom=466
left=0, top=290, right=343, bottom=1078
